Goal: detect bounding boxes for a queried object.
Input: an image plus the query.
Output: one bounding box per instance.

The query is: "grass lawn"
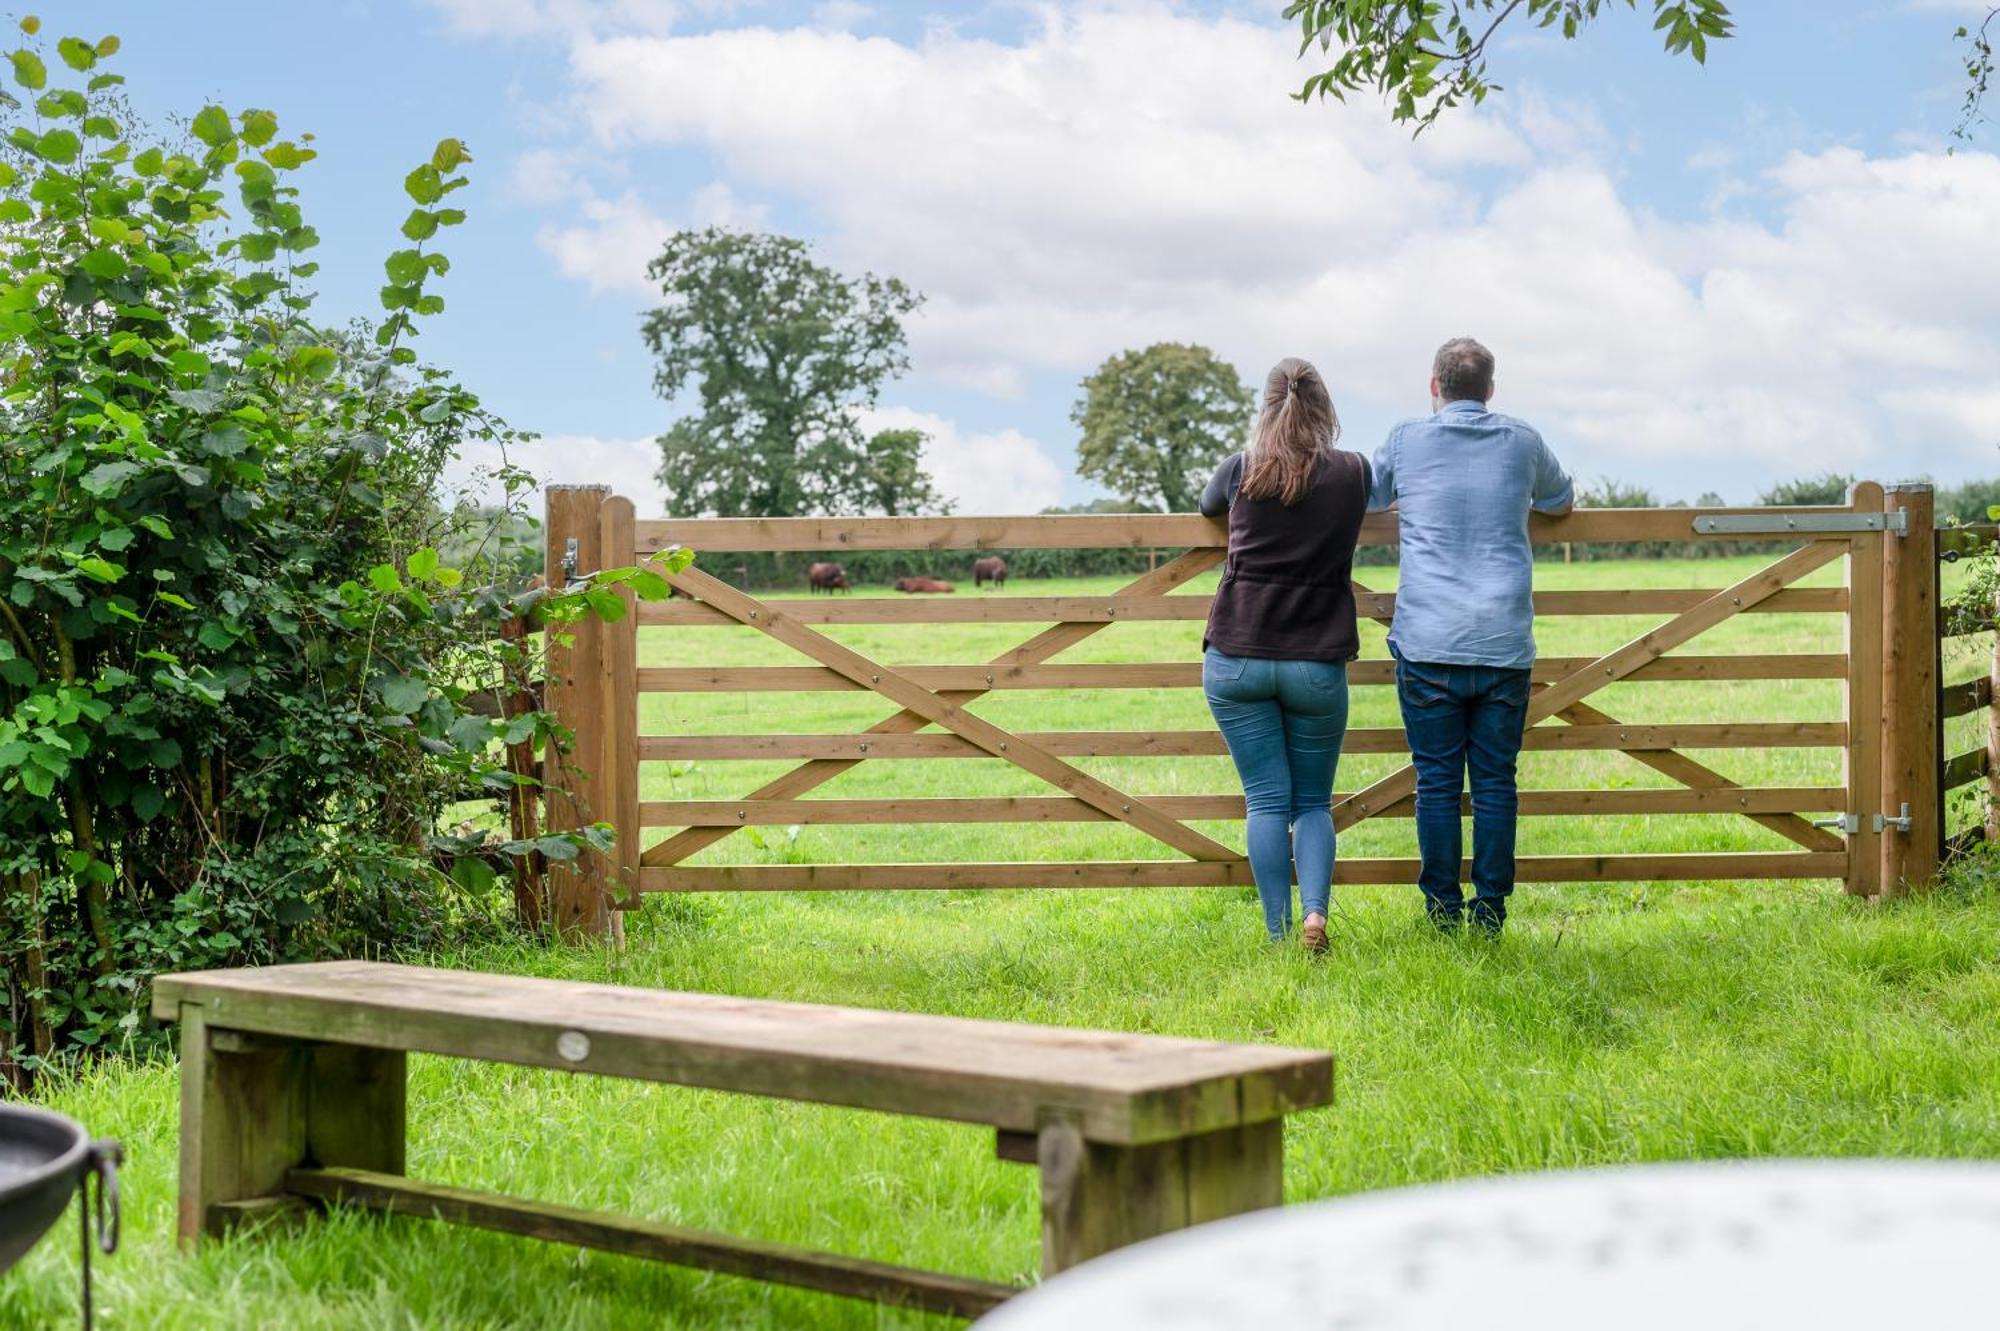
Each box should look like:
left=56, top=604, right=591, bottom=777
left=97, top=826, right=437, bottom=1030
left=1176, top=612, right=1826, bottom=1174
left=9, top=556, right=2000, bottom=1329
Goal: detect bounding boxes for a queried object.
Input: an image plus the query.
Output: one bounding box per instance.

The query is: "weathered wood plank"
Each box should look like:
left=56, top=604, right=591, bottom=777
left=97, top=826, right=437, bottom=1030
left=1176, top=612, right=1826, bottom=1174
left=640, top=787, right=1842, bottom=826
left=637, top=723, right=1844, bottom=765
left=1942, top=747, right=1990, bottom=790
left=1880, top=485, right=1940, bottom=893
left=638, top=586, right=1846, bottom=626
left=1844, top=487, right=1887, bottom=893
left=636, top=654, right=1849, bottom=694
left=630, top=508, right=1860, bottom=554
left=288, top=1168, right=1017, bottom=1320
left=1941, top=676, right=1992, bottom=718
left=639, top=852, right=1846, bottom=893
left=153, top=962, right=1332, bottom=1146
left=1036, top=1117, right=1282, bottom=1277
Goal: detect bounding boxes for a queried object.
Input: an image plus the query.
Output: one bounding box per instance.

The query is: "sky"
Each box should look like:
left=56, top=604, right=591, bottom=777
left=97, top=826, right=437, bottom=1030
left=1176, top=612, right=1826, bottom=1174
left=72, top=0, right=2000, bottom=513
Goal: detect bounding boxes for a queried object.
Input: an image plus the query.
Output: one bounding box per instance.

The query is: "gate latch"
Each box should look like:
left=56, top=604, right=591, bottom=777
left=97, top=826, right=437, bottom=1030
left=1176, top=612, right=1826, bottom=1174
left=1874, top=803, right=1913, bottom=835
left=1811, top=814, right=1860, bottom=834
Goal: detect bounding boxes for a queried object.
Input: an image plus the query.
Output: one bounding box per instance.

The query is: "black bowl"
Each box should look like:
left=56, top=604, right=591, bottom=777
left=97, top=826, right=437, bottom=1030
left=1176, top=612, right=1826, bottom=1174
left=0, top=1102, right=92, bottom=1275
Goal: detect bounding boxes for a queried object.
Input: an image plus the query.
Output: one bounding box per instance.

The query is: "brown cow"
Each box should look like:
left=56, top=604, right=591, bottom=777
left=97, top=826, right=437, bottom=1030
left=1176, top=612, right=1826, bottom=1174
left=972, top=556, right=1008, bottom=590
left=807, top=562, right=850, bottom=594
left=893, top=577, right=955, bottom=594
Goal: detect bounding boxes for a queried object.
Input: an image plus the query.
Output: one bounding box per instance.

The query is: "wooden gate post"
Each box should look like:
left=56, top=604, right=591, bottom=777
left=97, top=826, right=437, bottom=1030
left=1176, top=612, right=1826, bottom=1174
left=598, top=495, right=641, bottom=915
left=1844, top=482, right=1885, bottom=898
left=1879, top=483, right=1939, bottom=894
left=544, top=485, right=614, bottom=939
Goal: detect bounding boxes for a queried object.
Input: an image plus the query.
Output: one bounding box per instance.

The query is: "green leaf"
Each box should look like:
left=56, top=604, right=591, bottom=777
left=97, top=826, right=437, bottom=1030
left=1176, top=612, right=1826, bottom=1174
left=407, top=546, right=439, bottom=581
left=373, top=674, right=428, bottom=715
left=74, top=556, right=123, bottom=584
left=9, top=49, right=46, bottom=90
left=95, top=34, right=118, bottom=57
left=132, top=145, right=162, bottom=176
left=130, top=783, right=165, bottom=821
left=450, top=855, right=496, bottom=893
left=17, top=17, right=38, bottom=35
left=400, top=209, right=438, bottom=241
left=383, top=248, right=427, bottom=285
left=367, top=564, right=402, bottom=594
left=289, top=344, right=337, bottom=380
left=196, top=620, right=236, bottom=651
left=87, top=215, right=132, bottom=243
left=55, top=36, right=94, bottom=70
left=190, top=104, right=232, bottom=148
left=80, top=460, right=139, bottom=495
left=155, top=591, right=193, bottom=611
left=430, top=137, right=471, bottom=171
left=35, top=128, right=79, bottom=163
left=433, top=566, right=463, bottom=589
left=239, top=107, right=278, bottom=146
left=403, top=163, right=443, bottom=205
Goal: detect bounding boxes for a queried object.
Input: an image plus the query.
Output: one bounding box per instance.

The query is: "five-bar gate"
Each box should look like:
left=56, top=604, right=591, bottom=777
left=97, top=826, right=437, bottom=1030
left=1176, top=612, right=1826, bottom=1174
left=536, top=482, right=1948, bottom=935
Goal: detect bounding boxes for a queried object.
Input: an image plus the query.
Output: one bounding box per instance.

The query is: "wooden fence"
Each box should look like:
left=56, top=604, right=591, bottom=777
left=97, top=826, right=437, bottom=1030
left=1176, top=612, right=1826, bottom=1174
left=534, top=482, right=1955, bottom=935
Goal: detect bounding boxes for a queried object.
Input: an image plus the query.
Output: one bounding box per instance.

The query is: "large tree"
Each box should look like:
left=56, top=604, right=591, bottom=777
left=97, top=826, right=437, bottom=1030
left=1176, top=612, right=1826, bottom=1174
left=643, top=228, right=941, bottom=517
left=1072, top=343, right=1253, bottom=513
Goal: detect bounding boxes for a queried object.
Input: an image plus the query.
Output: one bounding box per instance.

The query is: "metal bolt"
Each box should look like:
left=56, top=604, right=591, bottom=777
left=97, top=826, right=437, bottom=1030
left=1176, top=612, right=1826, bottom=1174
left=859, top=742, right=869, bottom=752
left=1731, top=596, right=1741, bottom=606
left=748, top=609, right=758, bottom=619
left=736, top=810, right=746, bottom=820
left=1122, top=803, right=1131, bottom=814
left=985, top=673, right=994, bottom=685
left=999, top=742, right=1008, bottom=751
left=871, top=673, right=880, bottom=684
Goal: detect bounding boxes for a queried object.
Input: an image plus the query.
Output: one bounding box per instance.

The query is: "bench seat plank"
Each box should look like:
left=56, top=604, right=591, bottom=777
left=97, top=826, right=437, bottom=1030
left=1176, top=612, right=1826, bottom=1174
left=154, top=961, right=1331, bottom=1145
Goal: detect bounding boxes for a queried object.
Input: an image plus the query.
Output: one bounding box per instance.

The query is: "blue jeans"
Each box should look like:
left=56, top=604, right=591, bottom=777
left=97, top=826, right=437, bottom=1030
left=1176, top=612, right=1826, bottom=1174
left=1393, top=652, right=1531, bottom=928
left=1203, top=649, right=1350, bottom=939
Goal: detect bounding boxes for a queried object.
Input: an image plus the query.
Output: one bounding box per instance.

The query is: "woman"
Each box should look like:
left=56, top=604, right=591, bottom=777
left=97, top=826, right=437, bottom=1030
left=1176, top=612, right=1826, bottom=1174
left=1200, top=358, right=1369, bottom=951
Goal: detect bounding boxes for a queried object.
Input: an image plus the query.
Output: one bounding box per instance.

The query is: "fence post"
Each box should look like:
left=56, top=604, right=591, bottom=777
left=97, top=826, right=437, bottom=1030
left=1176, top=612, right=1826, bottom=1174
left=1879, top=483, right=1939, bottom=894
left=543, top=484, right=613, bottom=939
left=597, top=496, right=641, bottom=925
left=1989, top=577, right=2000, bottom=844
left=1845, top=482, right=1885, bottom=898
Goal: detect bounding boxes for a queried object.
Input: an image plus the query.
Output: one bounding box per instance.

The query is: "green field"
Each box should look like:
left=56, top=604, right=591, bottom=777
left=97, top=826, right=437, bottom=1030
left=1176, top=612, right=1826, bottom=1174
left=11, top=557, right=2000, bottom=1329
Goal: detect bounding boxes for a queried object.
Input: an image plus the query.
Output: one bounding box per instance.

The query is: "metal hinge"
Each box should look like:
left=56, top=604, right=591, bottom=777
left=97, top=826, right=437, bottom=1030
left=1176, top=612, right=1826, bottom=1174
left=1874, top=803, right=1913, bottom=835
left=561, top=537, right=584, bottom=588
left=1690, top=511, right=1909, bottom=536
left=1811, top=814, right=1860, bottom=834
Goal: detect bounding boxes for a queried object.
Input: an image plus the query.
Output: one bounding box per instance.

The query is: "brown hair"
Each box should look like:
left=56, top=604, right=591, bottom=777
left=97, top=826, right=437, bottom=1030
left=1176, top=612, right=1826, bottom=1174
left=1240, top=357, right=1339, bottom=506
left=1432, top=337, right=1495, bottom=403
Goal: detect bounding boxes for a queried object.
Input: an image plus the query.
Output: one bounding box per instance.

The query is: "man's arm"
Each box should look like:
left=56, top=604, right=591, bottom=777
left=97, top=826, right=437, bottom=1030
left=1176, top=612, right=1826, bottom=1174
left=1529, top=435, right=1574, bottom=516
left=1366, top=432, right=1398, bottom=512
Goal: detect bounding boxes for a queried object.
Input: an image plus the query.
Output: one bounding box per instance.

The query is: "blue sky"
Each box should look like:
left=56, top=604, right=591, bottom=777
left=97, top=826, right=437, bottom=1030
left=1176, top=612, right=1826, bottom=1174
left=77, top=1, right=2000, bottom=511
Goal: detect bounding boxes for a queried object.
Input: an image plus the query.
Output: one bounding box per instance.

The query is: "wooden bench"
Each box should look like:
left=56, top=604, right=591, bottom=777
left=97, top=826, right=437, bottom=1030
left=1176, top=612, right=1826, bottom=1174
left=153, top=961, right=1333, bottom=1319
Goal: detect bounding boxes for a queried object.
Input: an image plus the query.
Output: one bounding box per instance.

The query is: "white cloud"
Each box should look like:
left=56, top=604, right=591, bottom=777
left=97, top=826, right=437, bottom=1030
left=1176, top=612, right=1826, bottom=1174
left=861, top=405, right=1066, bottom=514
left=507, top=148, right=586, bottom=205
left=424, top=0, right=691, bottom=39
left=505, top=5, right=2000, bottom=491
left=446, top=433, right=666, bottom=514
left=534, top=190, right=669, bottom=294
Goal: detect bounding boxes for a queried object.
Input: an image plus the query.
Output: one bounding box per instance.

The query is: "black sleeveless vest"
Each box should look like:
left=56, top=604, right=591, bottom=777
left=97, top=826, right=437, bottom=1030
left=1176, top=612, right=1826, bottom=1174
left=1203, top=450, right=1368, bottom=662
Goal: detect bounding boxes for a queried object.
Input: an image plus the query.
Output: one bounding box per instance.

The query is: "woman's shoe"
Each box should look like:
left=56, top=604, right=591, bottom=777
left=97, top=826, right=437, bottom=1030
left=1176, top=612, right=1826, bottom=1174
left=1301, top=914, right=1328, bottom=954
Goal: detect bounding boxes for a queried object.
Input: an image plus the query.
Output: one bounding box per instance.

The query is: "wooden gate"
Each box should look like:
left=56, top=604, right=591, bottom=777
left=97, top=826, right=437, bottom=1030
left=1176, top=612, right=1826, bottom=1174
left=537, top=482, right=1947, bottom=932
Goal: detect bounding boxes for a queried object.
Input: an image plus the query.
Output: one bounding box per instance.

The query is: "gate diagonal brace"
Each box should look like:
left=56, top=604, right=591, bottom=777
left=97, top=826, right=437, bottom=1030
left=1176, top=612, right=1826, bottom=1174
left=640, top=548, right=1227, bottom=869
left=652, top=560, right=1239, bottom=864
left=1344, top=555, right=1846, bottom=855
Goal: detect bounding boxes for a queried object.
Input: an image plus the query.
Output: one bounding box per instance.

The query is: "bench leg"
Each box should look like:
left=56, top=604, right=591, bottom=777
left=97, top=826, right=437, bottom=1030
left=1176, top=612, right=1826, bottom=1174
left=1036, top=1117, right=1283, bottom=1276
left=175, top=1006, right=406, bottom=1245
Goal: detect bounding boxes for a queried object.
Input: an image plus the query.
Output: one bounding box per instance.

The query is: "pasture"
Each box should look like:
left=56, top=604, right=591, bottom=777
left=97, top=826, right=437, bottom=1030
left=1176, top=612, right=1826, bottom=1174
left=12, top=557, right=2000, bottom=1329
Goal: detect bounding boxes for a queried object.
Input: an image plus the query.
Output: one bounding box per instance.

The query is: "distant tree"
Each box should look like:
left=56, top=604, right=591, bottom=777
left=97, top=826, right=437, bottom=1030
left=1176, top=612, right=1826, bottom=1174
left=642, top=229, right=938, bottom=517
left=1939, top=478, right=2000, bottom=524
left=1039, top=498, right=1158, bottom=515
left=853, top=428, right=951, bottom=516
left=1072, top=343, right=1254, bottom=513
left=1579, top=477, right=1659, bottom=508
left=1758, top=473, right=1856, bottom=507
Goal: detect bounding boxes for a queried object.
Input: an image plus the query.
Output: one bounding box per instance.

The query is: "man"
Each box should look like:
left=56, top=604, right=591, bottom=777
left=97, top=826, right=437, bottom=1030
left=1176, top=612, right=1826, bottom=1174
left=1369, top=338, right=1573, bottom=935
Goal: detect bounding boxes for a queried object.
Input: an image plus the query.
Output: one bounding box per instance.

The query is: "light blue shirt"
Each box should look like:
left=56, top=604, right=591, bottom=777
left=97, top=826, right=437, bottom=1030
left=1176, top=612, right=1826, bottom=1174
left=1368, top=400, right=1573, bottom=670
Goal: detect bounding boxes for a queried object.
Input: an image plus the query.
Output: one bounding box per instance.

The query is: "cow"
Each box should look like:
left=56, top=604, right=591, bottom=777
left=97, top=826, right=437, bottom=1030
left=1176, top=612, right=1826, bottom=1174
left=893, top=577, right=955, bottom=594
left=807, top=562, right=851, bottom=594
left=972, top=556, right=1008, bottom=590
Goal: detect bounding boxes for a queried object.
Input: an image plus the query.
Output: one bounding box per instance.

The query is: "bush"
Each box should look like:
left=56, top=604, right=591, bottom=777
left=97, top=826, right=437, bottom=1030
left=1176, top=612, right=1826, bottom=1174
left=0, top=20, right=678, bottom=1080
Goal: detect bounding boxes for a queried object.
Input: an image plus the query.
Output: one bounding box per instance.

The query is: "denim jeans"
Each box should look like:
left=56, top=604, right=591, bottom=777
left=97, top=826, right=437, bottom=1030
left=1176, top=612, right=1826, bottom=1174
left=1392, top=651, right=1531, bottom=929
left=1203, top=649, right=1350, bottom=939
